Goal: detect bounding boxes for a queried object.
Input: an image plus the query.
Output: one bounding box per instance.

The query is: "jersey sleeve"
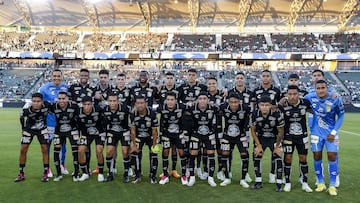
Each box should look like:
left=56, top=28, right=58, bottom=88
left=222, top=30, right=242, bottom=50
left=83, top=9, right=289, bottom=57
left=151, top=111, right=159, bottom=128
left=333, top=98, right=345, bottom=132
left=277, top=112, right=285, bottom=128
left=250, top=111, right=257, bottom=127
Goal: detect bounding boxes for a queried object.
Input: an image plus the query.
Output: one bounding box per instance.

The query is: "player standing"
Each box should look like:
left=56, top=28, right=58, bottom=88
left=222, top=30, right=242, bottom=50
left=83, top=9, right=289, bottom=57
left=77, top=96, right=106, bottom=182
left=253, top=70, right=282, bottom=184
left=102, top=93, right=131, bottom=183
left=250, top=96, right=284, bottom=192
left=130, top=95, right=159, bottom=184
left=227, top=72, right=255, bottom=183
left=279, top=86, right=313, bottom=192
left=218, top=93, right=251, bottom=187
left=39, top=69, right=68, bottom=177
left=15, top=93, right=51, bottom=182
left=178, top=68, right=207, bottom=177
left=157, top=72, right=181, bottom=179
left=158, top=91, right=188, bottom=185
left=49, top=92, right=80, bottom=182
left=304, top=80, right=345, bottom=196
left=187, top=92, right=219, bottom=187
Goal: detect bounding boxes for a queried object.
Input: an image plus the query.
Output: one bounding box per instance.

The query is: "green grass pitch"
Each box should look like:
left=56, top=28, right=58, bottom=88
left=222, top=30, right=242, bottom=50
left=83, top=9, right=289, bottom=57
left=0, top=108, right=359, bottom=203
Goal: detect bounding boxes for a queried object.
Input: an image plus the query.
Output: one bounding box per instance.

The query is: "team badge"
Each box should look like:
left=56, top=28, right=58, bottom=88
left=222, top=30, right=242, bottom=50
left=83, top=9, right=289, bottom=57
left=326, top=105, right=331, bottom=112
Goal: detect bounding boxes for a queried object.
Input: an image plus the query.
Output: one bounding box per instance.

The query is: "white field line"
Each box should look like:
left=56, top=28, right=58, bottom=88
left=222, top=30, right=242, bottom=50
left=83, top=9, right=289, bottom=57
left=339, top=130, right=360, bottom=137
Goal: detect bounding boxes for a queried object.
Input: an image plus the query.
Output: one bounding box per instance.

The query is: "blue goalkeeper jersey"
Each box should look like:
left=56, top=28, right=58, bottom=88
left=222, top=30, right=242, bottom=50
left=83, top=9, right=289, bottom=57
left=39, top=82, right=68, bottom=127
left=304, top=92, right=345, bottom=137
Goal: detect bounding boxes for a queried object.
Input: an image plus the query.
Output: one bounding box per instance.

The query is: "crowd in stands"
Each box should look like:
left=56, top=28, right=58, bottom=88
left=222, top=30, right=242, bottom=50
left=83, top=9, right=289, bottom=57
left=118, top=33, right=167, bottom=52
left=82, top=33, right=120, bottom=52
left=320, top=33, right=360, bottom=53
left=0, top=32, right=32, bottom=52
left=0, top=69, right=44, bottom=99
left=221, top=35, right=267, bottom=53
left=32, top=31, right=79, bottom=53
left=271, top=33, right=320, bottom=52
left=172, top=34, right=215, bottom=51
left=2, top=31, right=360, bottom=53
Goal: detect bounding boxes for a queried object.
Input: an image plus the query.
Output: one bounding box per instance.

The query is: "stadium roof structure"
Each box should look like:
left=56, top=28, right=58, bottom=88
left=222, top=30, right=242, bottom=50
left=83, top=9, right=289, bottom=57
left=0, top=0, right=359, bottom=33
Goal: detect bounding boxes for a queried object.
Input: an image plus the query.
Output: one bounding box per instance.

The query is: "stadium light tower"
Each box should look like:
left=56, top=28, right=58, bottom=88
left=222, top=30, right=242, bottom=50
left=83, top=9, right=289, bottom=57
left=238, top=0, right=252, bottom=33
left=188, top=0, right=199, bottom=33
left=338, top=0, right=359, bottom=32
left=288, top=0, right=306, bottom=33
left=12, top=0, right=32, bottom=25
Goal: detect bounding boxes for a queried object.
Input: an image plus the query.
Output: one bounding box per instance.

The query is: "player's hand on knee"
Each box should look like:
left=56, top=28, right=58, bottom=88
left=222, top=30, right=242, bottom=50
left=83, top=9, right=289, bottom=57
left=254, top=145, right=263, bottom=156
left=327, top=134, right=335, bottom=142
left=273, top=146, right=282, bottom=157
left=130, top=145, right=139, bottom=153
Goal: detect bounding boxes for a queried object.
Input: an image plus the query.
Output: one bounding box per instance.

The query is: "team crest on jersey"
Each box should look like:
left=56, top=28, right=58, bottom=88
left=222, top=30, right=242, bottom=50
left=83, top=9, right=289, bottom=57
left=300, top=108, right=306, bottom=115
left=207, top=111, right=213, bottom=119
left=270, top=94, right=275, bottom=100
left=270, top=120, right=276, bottom=127
left=195, top=90, right=200, bottom=96
left=244, top=97, right=249, bottom=104
left=326, top=105, right=331, bottom=112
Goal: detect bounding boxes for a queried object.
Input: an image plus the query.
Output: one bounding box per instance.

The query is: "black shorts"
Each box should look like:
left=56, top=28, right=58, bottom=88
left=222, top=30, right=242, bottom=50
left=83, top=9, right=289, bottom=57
left=221, top=134, right=249, bottom=153
left=283, top=135, right=309, bottom=155
left=106, top=131, right=131, bottom=147
left=79, top=134, right=106, bottom=146
left=255, top=137, right=277, bottom=152
left=21, top=129, right=48, bottom=145
left=161, top=133, right=184, bottom=150
left=134, top=137, right=153, bottom=151
left=53, top=130, right=79, bottom=146
left=190, top=134, right=216, bottom=151
left=182, top=115, right=193, bottom=136
left=215, top=133, right=221, bottom=150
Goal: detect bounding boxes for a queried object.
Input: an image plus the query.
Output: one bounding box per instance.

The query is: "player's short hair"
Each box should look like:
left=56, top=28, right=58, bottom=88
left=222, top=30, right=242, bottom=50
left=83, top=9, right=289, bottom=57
left=197, top=91, right=208, bottom=98
left=32, top=92, right=43, bottom=100
left=316, top=79, right=327, bottom=86
left=108, top=92, right=118, bottom=98
left=140, top=70, right=149, bottom=75
left=82, top=96, right=93, bottom=103
left=228, top=93, right=241, bottom=100
left=236, top=72, right=245, bottom=77
left=287, top=85, right=300, bottom=92
left=165, top=72, right=174, bottom=76
left=288, top=73, right=299, bottom=80
left=80, top=68, right=89, bottom=74
left=165, top=91, right=177, bottom=99
left=117, top=73, right=126, bottom=77
left=312, top=69, right=324, bottom=77
left=58, top=91, right=68, bottom=96
left=188, top=68, right=197, bottom=73
left=53, top=69, right=62, bottom=75
left=207, top=76, right=217, bottom=82
left=261, top=69, right=271, bottom=74
left=135, top=95, right=146, bottom=102
left=258, top=96, right=272, bottom=104
left=99, top=69, right=109, bottom=76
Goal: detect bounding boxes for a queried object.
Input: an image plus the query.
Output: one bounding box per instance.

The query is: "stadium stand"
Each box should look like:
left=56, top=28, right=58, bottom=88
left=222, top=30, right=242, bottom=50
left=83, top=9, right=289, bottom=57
left=172, top=34, right=216, bottom=52
left=221, top=34, right=267, bottom=53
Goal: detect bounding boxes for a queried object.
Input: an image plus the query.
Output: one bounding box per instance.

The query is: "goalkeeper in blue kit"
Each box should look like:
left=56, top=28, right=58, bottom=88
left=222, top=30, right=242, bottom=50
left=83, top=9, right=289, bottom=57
left=39, top=69, right=69, bottom=177
left=304, top=80, right=344, bottom=196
